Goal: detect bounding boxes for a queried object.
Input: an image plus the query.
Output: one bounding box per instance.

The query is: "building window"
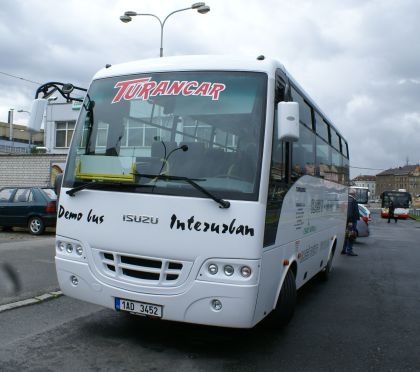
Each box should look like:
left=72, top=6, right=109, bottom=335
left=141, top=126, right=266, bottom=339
left=55, top=121, right=75, bottom=148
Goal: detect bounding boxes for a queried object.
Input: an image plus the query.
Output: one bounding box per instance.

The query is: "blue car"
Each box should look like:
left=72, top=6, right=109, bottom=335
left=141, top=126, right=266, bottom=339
left=0, top=187, right=57, bottom=235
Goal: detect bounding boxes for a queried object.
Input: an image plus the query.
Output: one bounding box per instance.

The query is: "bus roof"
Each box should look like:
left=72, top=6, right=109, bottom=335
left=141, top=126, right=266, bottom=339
left=93, top=54, right=346, bottom=142
left=94, top=55, right=284, bottom=80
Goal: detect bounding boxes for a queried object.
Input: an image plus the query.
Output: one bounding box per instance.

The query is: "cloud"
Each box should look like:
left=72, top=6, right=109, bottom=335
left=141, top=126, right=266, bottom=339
left=1, top=0, right=419, bottom=178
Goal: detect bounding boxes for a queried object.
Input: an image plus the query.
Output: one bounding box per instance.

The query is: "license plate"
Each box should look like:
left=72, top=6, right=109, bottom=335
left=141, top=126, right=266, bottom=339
left=115, top=298, right=163, bottom=318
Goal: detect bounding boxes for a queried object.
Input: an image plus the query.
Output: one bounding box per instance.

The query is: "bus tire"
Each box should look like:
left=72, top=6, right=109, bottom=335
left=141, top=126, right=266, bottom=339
left=320, top=248, right=335, bottom=281
left=264, top=269, right=296, bottom=329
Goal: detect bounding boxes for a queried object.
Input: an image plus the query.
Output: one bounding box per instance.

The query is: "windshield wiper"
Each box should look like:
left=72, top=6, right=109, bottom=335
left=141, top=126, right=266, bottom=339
left=66, top=180, right=151, bottom=196
left=132, top=172, right=231, bottom=209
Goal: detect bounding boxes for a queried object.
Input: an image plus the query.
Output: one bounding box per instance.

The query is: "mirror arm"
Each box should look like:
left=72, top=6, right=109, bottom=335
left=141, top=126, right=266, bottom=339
left=35, top=82, right=87, bottom=102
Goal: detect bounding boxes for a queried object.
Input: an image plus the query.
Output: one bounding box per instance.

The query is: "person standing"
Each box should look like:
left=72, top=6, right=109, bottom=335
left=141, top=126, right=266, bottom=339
left=388, top=200, right=397, bottom=223
left=342, top=189, right=360, bottom=256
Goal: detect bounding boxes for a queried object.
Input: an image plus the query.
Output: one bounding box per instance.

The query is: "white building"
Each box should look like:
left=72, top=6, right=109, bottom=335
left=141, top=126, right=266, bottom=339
left=44, top=100, right=81, bottom=155
left=351, top=175, right=377, bottom=199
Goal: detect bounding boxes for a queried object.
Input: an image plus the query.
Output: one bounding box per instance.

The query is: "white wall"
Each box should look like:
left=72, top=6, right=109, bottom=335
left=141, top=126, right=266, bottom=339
left=44, top=101, right=80, bottom=155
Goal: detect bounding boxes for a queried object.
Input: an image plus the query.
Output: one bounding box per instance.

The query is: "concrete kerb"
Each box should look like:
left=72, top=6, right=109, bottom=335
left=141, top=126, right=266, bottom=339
left=0, top=290, right=63, bottom=313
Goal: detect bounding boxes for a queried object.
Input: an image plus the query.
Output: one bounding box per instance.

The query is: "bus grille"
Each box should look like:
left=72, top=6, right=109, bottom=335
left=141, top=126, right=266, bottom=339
left=97, top=250, right=190, bottom=287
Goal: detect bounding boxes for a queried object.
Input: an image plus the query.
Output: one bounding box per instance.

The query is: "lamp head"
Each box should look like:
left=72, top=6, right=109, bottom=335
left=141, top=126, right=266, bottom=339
left=197, top=5, right=210, bottom=14
left=124, top=11, right=137, bottom=16
left=120, top=15, right=132, bottom=23
left=191, top=2, right=205, bottom=8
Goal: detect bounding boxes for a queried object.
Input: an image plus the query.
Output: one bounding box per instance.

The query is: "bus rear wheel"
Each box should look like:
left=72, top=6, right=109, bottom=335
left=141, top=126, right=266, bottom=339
left=264, top=269, right=296, bottom=329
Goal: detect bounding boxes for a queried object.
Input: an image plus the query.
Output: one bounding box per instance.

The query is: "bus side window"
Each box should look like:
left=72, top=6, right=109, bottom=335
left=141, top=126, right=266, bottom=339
left=264, top=138, right=288, bottom=247
left=292, top=123, right=315, bottom=179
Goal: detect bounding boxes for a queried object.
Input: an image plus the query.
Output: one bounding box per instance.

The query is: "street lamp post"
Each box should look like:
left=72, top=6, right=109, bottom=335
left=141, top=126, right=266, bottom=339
left=120, top=3, right=210, bottom=57
left=17, top=109, right=33, bottom=146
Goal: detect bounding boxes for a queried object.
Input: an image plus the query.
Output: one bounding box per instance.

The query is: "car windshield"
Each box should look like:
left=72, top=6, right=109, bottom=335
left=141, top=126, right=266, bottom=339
left=63, top=71, right=267, bottom=201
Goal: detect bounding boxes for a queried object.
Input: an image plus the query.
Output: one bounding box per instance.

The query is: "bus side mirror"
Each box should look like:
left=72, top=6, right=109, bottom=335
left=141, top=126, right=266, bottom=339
left=277, top=101, right=299, bottom=142
left=27, top=98, right=47, bottom=132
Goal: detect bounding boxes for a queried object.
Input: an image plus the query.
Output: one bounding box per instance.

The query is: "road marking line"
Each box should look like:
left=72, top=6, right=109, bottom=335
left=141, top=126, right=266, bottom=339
left=0, top=290, right=63, bottom=313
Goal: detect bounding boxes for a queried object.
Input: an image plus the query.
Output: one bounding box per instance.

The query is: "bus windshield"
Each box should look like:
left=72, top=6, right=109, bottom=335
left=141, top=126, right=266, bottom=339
left=381, top=191, right=411, bottom=208
left=64, top=71, right=267, bottom=201
left=349, top=187, right=369, bottom=204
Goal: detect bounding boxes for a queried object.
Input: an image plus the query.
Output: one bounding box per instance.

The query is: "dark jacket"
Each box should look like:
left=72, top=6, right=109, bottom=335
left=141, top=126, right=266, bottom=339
left=347, top=195, right=360, bottom=224
left=389, top=201, right=395, bottom=215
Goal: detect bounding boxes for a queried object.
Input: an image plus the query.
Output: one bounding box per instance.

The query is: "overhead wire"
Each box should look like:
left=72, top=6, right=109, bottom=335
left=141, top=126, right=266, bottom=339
left=0, top=71, right=40, bottom=85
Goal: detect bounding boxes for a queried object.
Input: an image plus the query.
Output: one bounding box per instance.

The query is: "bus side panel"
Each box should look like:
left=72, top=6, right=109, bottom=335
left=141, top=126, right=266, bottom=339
left=255, top=176, right=346, bottom=324
left=253, top=242, right=293, bottom=325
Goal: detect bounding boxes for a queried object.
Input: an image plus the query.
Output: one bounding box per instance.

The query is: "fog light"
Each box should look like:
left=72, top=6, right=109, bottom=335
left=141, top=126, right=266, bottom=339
left=75, top=245, right=83, bottom=256
left=57, top=241, right=65, bottom=252
left=70, top=275, right=78, bottom=286
left=240, top=266, right=252, bottom=278
left=208, top=264, right=218, bottom=275
left=66, top=243, right=74, bottom=254
left=211, top=299, right=222, bottom=311
left=224, top=265, right=234, bottom=276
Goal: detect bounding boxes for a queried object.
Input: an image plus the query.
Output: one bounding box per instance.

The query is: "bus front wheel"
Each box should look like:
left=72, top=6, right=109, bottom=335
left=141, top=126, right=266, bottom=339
left=320, top=247, right=335, bottom=281
left=264, top=269, right=296, bottom=329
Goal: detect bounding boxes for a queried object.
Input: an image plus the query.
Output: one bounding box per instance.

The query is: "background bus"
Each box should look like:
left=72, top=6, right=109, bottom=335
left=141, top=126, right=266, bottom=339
left=380, top=190, right=412, bottom=219
left=28, top=55, right=349, bottom=329
left=349, top=186, right=369, bottom=205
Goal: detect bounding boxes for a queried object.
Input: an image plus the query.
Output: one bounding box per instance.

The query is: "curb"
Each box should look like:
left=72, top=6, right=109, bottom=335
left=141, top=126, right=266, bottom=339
left=0, top=290, right=63, bottom=313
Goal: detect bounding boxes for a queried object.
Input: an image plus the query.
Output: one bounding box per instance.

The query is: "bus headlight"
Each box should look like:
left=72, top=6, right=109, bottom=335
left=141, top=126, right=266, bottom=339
left=223, top=265, right=234, bottom=276
left=56, top=237, right=86, bottom=262
left=66, top=243, right=74, bottom=254
left=198, top=259, right=259, bottom=284
left=57, top=241, right=66, bottom=252
left=208, top=264, right=218, bottom=275
left=75, top=245, right=83, bottom=256
left=240, top=266, right=252, bottom=278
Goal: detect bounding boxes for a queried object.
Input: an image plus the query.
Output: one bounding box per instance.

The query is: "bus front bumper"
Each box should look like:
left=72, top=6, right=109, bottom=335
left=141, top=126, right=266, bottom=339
left=56, top=257, right=260, bottom=328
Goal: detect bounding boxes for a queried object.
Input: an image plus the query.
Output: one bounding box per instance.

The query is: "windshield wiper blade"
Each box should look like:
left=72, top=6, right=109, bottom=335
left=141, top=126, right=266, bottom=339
left=132, top=172, right=231, bottom=209
left=66, top=180, right=150, bottom=196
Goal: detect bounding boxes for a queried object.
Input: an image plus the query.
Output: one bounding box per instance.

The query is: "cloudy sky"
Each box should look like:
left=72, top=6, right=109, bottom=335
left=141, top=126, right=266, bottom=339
left=1, top=0, right=419, bottom=177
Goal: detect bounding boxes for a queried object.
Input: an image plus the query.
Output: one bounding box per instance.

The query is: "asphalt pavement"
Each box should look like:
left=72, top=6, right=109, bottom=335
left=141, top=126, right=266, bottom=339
left=0, top=229, right=57, bottom=306
left=0, top=213, right=419, bottom=371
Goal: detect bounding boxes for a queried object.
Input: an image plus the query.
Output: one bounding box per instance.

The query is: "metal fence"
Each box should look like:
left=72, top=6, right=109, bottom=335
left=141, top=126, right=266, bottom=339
left=410, top=208, right=420, bottom=217
left=0, top=145, right=30, bottom=154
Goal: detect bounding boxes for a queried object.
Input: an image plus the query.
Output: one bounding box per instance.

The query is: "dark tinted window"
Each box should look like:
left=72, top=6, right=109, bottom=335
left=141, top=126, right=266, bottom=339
left=13, top=189, right=31, bottom=203
left=330, top=129, right=340, bottom=151
left=291, top=87, right=312, bottom=129
left=315, top=112, right=329, bottom=142
left=0, top=188, right=15, bottom=202
left=292, top=124, right=315, bottom=177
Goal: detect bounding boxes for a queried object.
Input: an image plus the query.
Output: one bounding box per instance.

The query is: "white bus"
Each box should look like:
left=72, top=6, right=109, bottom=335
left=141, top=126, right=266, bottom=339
left=29, top=55, right=349, bottom=328
left=349, top=186, right=369, bottom=205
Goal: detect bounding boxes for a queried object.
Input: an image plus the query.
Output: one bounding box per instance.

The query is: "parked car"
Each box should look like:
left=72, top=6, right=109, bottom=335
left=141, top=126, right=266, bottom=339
left=358, top=204, right=371, bottom=221
left=0, top=187, right=57, bottom=235
left=356, top=204, right=370, bottom=238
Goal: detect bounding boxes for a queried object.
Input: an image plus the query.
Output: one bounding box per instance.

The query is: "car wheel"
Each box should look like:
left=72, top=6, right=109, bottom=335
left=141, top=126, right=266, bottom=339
left=28, top=216, right=45, bottom=235
left=263, top=269, right=296, bottom=328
